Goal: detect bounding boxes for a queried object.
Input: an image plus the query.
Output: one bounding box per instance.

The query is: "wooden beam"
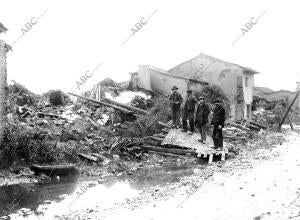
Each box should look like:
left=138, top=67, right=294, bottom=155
left=102, top=98, right=148, bottom=115
left=278, top=90, right=300, bottom=131
left=68, top=92, right=134, bottom=115
left=141, top=145, right=196, bottom=155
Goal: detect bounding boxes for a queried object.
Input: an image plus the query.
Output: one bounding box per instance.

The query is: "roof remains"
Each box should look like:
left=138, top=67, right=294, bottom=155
left=0, top=22, right=8, bottom=34
left=169, top=52, right=259, bottom=74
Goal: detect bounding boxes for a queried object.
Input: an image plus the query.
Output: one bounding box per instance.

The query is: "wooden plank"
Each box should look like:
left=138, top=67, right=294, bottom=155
left=146, top=136, right=164, bottom=142
left=68, top=92, right=134, bottom=115
left=278, top=90, right=300, bottom=130
left=153, top=133, right=166, bottom=138
left=92, top=153, right=108, bottom=162
left=148, top=150, right=186, bottom=157
left=158, top=121, right=171, bottom=128
left=208, top=154, right=213, bottom=164
left=221, top=151, right=226, bottom=161
left=102, top=97, right=148, bottom=115
left=250, top=121, right=267, bottom=130
left=78, top=153, right=98, bottom=162
left=141, top=145, right=196, bottom=155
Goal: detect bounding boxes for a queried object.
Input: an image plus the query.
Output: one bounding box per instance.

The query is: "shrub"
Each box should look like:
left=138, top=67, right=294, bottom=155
left=1, top=124, right=79, bottom=167
left=194, top=84, right=231, bottom=115
left=119, top=96, right=171, bottom=137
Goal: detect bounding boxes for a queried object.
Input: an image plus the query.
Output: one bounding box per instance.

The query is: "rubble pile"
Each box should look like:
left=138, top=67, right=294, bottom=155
left=2, top=77, right=285, bottom=179
left=223, top=121, right=254, bottom=145
left=2, top=80, right=168, bottom=169
left=251, top=108, right=277, bottom=128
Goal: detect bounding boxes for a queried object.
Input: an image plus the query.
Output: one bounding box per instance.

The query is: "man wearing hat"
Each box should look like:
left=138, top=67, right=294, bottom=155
left=195, top=96, right=210, bottom=143
left=182, top=89, right=197, bottom=134
left=211, top=99, right=226, bottom=150
left=169, top=86, right=183, bottom=128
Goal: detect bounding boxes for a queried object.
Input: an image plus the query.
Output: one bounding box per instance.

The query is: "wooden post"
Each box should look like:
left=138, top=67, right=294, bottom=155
left=278, top=90, right=300, bottom=131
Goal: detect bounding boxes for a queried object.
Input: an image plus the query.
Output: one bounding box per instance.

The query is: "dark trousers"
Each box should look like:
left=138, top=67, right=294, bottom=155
left=171, top=108, right=180, bottom=127
left=182, top=111, right=195, bottom=132
left=212, top=126, right=223, bottom=148
left=197, top=123, right=207, bottom=141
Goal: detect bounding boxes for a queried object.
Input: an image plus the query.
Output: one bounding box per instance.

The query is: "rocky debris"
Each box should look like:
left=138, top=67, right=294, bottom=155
left=3, top=79, right=289, bottom=181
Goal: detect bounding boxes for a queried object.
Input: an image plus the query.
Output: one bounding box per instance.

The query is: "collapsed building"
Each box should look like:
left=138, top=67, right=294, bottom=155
left=130, top=53, right=259, bottom=121
left=0, top=25, right=11, bottom=147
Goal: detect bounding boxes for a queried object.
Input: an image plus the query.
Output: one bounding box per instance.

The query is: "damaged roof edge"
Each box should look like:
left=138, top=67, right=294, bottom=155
left=147, top=65, right=209, bottom=85
left=4, top=43, right=12, bottom=51
left=0, top=40, right=12, bottom=52
left=168, top=52, right=259, bottom=74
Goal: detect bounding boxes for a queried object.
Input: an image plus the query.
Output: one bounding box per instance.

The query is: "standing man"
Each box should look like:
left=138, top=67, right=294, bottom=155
left=211, top=99, right=225, bottom=150
left=182, top=90, right=197, bottom=135
left=195, top=96, right=210, bottom=144
left=169, top=86, right=183, bottom=128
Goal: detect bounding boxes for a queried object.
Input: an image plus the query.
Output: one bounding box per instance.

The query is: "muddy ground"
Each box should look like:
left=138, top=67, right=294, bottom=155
left=54, top=131, right=292, bottom=220
left=1, top=129, right=298, bottom=220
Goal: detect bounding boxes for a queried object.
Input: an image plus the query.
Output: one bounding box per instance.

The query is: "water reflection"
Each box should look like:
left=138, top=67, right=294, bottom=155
left=0, top=164, right=196, bottom=219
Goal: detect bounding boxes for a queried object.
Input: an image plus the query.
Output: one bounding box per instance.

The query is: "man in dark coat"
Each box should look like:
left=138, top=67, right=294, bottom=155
left=182, top=90, right=197, bottom=134
left=211, top=99, right=225, bottom=150
left=169, top=86, right=183, bottom=128
left=195, top=96, right=210, bottom=144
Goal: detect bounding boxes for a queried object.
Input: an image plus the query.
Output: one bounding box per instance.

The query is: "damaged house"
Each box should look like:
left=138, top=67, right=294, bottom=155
left=130, top=53, right=259, bottom=121
left=0, top=23, right=11, bottom=146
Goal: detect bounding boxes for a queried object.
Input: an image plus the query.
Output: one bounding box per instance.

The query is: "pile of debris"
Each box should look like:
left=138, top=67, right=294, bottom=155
left=3, top=79, right=171, bottom=168
left=223, top=119, right=267, bottom=147
left=3, top=78, right=282, bottom=173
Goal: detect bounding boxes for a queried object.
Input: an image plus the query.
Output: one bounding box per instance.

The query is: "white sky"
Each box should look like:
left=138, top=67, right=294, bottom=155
left=1, top=0, right=299, bottom=94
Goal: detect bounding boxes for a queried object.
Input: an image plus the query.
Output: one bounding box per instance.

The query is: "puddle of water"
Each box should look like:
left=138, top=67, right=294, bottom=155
left=0, top=163, right=197, bottom=219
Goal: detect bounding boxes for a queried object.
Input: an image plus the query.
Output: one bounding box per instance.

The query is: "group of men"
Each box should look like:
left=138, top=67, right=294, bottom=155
left=169, top=86, right=225, bottom=150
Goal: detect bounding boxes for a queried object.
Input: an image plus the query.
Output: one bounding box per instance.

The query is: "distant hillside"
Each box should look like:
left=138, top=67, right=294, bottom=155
left=253, top=86, right=299, bottom=109
left=254, top=87, right=275, bottom=94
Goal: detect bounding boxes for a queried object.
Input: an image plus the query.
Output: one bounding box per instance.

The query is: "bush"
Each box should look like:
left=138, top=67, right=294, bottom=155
left=119, top=96, right=171, bottom=137
left=194, top=84, right=231, bottom=115
left=1, top=124, right=79, bottom=167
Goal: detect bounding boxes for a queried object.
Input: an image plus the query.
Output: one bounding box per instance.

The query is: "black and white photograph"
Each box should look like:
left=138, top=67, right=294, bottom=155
left=0, top=0, right=300, bottom=219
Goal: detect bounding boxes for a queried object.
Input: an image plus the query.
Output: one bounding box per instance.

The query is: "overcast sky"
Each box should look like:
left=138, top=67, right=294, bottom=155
left=1, top=0, right=299, bottom=94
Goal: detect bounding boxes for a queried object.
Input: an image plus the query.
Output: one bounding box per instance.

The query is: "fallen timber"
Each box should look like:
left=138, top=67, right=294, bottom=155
left=78, top=153, right=98, bottom=162
left=68, top=92, right=135, bottom=115
left=102, top=97, right=148, bottom=115
left=250, top=121, right=267, bottom=130
left=157, top=121, right=171, bottom=128
left=141, top=145, right=196, bottom=156
left=31, top=164, right=77, bottom=176
left=145, top=136, right=164, bottom=142
left=147, top=150, right=193, bottom=158
left=278, top=89, right=300, bottom=131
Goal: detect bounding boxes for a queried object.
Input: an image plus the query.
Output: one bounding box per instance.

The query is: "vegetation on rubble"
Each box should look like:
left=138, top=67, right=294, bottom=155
left=0, top=123, right=81, bottom=168
left=194, top=84, right=231, bottom=115
left=119, top=96, right=171, bottom=137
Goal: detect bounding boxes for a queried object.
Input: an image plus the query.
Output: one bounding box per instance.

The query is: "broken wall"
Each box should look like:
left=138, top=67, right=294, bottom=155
left=135, top=65, right=206, bottom=100
left=0, top=40, right=7, bottom=147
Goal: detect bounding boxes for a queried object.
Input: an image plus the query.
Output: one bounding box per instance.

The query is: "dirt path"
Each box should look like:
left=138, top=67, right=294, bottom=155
left=57, top=131, right=300, bottom=220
